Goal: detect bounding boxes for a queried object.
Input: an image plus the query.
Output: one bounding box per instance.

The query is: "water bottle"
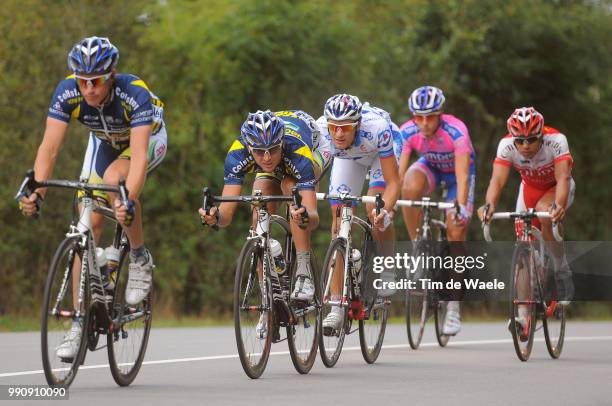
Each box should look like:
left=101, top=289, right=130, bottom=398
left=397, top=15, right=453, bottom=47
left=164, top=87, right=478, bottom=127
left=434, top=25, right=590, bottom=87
left=351, top=248, right=362, bottom=277
left=270, top=239, right=286, bottom=275
left=104, top=246, right=121, bottom=291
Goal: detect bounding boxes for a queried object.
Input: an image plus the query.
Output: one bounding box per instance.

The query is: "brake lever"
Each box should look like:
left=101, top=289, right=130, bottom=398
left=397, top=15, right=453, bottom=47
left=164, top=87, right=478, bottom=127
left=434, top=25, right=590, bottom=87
left=292, top=187, right=308, bottom=230
left=202, top=187, right=219, bottom=231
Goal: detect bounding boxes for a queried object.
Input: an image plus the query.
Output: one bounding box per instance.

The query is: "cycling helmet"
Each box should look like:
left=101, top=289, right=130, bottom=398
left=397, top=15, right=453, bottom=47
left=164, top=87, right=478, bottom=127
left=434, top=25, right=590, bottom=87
left=324, top=94, right=363, bottom=121
left=507, top=107, right=544, bottom=138
left=240, top=110, right=285, bottom=148
left=68, top=36, right=119, bottom=74
left=408, top=86, right=445, bottom=114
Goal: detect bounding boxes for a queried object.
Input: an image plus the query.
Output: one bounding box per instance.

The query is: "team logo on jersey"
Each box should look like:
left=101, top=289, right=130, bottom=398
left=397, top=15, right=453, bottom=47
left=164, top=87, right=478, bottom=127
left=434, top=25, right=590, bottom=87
left=336, top=183, right=351, bottom=194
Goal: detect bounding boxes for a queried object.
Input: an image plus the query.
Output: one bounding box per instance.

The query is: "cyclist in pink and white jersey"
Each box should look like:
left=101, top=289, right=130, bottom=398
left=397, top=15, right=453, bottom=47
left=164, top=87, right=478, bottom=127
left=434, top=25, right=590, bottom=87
left=478, top=107, right=574, bottom=311
left=399, top=86, right=476, bottom=336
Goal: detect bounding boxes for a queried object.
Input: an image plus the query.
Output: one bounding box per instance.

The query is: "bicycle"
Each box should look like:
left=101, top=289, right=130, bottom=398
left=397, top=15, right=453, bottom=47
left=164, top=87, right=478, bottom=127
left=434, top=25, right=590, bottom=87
left=201, top=187, right=320, bottom=378
left=16, top=170, right=152, bottom=387
left=482, top=205, right=565, bottom=361
left=398, top=195, right=459, bottom=350
left=316, top=192, right=390, bottom=367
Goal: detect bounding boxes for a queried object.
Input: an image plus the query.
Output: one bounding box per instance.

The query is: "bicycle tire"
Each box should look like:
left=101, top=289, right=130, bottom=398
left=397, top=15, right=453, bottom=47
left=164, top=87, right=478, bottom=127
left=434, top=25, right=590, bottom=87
left=359, top=230, right=388, bottom=363
left=287, top=252, right=320, bottom=374
left=318, top=238, right=349, bottom=368
left=41, top=236, right=90, bottom=387
left=108, top=242, right=153, bottom=386
left=434, top=300, right=450, bottom=347
left=405, top=240, right=429, bottom=350
left=234, top=238, right=272, bottom=378
left=542, top=264, right=566, bottom=358
left=509, top=244, right=537, bottom=361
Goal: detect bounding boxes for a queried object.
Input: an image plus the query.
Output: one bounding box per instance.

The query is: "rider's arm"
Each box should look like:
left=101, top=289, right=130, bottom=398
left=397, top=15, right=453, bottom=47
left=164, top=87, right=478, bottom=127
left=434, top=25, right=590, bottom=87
left=380, top=156, right=400, bottom=211
left=298, top=189, right=319, bottom=231
left=125, top=124, right=151, bottom=199
left=553, top=159, right=571, bottom=209
left=484, top=163, right=512, bottom=209
left=398, top=149, right=411, bottom=182
left=33, top=117, right=69, bottom=198
left=454, top=153, right=470, bottom=206
left=216, top=184, right=242, bottom=227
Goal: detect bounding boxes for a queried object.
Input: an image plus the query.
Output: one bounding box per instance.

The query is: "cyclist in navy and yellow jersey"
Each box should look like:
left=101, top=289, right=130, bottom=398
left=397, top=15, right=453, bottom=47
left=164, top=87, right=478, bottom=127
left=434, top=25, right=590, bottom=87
left=199, top=110, right=325, bottom=339
left=18, top=36, right=167, bottom=358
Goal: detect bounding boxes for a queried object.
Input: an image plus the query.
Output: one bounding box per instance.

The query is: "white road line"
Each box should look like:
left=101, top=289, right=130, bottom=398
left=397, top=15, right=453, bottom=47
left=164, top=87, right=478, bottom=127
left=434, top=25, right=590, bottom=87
left=1, top=335, right=611, bottom=379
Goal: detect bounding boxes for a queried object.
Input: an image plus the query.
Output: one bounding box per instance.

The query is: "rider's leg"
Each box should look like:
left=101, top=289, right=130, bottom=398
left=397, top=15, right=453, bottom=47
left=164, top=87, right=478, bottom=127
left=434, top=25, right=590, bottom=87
left=401, top=161, right=433, bottom=240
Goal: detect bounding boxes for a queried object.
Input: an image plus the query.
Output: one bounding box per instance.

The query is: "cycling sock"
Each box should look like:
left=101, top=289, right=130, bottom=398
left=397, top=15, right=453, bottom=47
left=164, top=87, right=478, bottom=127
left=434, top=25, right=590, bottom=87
left=130, top=245, right=149, bottom=265
left=447, top=300, right=460, bottom=313
left=296, top=250, right=311, bottom=278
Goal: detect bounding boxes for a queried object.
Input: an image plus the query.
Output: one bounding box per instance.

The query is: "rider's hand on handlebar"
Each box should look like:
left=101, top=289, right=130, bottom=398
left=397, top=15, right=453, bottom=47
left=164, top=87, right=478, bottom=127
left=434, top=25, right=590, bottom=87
left=290, top=204, right=309, bottom=229
left=371, top=208, right=392, bottom=231
left=114, top=198, right=136, bottom=227
left=478, top=204, right=494, bottom=223
left=18, top=192, right=43, bottom=217
left=451, top=203, right=470, bottom=226
left=550, top=203, right=565, bottom=222
left=199, top=205, right=220, bottom=227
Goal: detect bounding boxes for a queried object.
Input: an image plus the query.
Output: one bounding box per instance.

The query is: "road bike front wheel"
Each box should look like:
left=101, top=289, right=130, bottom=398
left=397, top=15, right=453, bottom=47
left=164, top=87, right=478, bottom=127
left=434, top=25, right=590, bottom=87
left=318, top=238, right=349, bottom=368
left=108, top=242, right=153, bottom=386
left=41, top=236, right=90, bottom=387
left=287, top=252, right=320, bottom=374
left=234, top=238, right=272, bottom=379
left=542, top=264, right=566, bottom=359
left=405, top=240, right=429, bottom=350
left=509, top=244, right=537, bottom=361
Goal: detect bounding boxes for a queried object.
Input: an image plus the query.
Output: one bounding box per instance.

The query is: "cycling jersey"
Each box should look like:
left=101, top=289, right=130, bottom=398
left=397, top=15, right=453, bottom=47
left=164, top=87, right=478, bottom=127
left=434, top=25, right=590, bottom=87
left=317, top=103, right=396, bottom=201
left=223, top=111, right=317, bottom=191
left=48, top=73, right=165, bottom=146
left=399, top=114, right=475, bottom=172
left=274, top=110, right=331, bottom=170
left=494, top=127, right=573, bottom=190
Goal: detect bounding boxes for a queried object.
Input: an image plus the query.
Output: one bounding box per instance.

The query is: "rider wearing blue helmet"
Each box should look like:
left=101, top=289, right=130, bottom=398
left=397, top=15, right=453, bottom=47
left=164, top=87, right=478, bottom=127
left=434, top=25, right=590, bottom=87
left=199, top=110, right=322, bottom=338
left=18, top=36, right=167, bottom=358
left=399, top=85, right=476, bottom=336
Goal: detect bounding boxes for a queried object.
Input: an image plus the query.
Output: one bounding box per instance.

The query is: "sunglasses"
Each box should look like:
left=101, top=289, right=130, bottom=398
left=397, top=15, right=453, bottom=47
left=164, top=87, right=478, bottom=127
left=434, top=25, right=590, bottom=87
left=413, top=114, right=440, bottom=123
left=250, top=144, right=282, bottom=157
left=328, top=122, right=358, bottom=132
left=513, top=136, right=540, bottom=146
left=75, top=72, right=112, bottom=88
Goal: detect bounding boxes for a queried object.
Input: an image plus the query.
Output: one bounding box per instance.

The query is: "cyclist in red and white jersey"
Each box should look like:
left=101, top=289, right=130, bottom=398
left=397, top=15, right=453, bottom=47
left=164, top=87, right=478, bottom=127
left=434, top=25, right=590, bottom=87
left=478, top=107, right=574, bottom=314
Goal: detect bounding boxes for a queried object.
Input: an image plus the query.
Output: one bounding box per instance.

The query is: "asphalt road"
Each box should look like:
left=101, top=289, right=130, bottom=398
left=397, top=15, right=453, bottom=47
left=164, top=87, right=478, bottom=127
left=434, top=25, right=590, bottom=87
left=1, top=321, right=611, bottom=406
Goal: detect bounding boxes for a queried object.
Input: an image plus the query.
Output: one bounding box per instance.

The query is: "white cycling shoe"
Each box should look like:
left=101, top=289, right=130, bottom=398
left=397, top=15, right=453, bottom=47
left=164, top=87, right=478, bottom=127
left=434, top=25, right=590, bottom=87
left=442, top=310, right=462, bottom=336
left=55, top=322, right=82, bottom=360
left=125, top=253, right=154, bottom=305
left=322, top=307, right=345, bottom=336
left=255, top=313, right=268, bottom=340
left=291, top=275, right=314, bottom=302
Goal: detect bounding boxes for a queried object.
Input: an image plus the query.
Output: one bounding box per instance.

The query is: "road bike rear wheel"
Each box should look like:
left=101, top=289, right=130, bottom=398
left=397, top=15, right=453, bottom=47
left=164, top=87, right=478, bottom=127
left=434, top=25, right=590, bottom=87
left=41, top=236, right=90, bottom=387
left=318, top=238, right=349, bottom=368
left=509, top=244, right=537, bottom=361
left=108, top=243, right=153, bottom=386
left=434, top=300, right=450, bottom=347
left=405, top=240, right=429, bottom=350
left=234, top=238, right=272, bottom=378
left=359, top=230, right=388, bottom=363
left=542, top=265, right=566, bottom=358
left=287, top=252, right=320, bottom=374
left=359, top=298, right=388, bottom=364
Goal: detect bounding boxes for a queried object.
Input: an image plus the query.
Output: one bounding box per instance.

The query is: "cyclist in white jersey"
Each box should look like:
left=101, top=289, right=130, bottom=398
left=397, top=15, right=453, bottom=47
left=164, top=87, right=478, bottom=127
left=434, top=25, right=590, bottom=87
left=317, top=94, right=400, bottom=332
left=478, top=107, right=575, bottom=327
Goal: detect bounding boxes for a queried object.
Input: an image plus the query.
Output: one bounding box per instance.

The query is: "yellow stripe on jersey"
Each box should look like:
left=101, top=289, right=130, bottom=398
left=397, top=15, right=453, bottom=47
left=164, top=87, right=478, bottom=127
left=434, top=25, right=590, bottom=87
left=130, top=79, right=151, bottom=91
left=294, top=145, right=314, bottom=162
left=66, top=73, right=76, bottom=79
left=228, top=139, right=245, bottom=152
left=71, top=104, right=81, bottom=119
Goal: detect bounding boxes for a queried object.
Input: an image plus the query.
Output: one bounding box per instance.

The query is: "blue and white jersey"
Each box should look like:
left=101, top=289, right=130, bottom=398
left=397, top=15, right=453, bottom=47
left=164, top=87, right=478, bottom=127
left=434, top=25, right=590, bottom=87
left=316, top=103, right=395, bottom=167
left=48, top=74, right=164, bottom=146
